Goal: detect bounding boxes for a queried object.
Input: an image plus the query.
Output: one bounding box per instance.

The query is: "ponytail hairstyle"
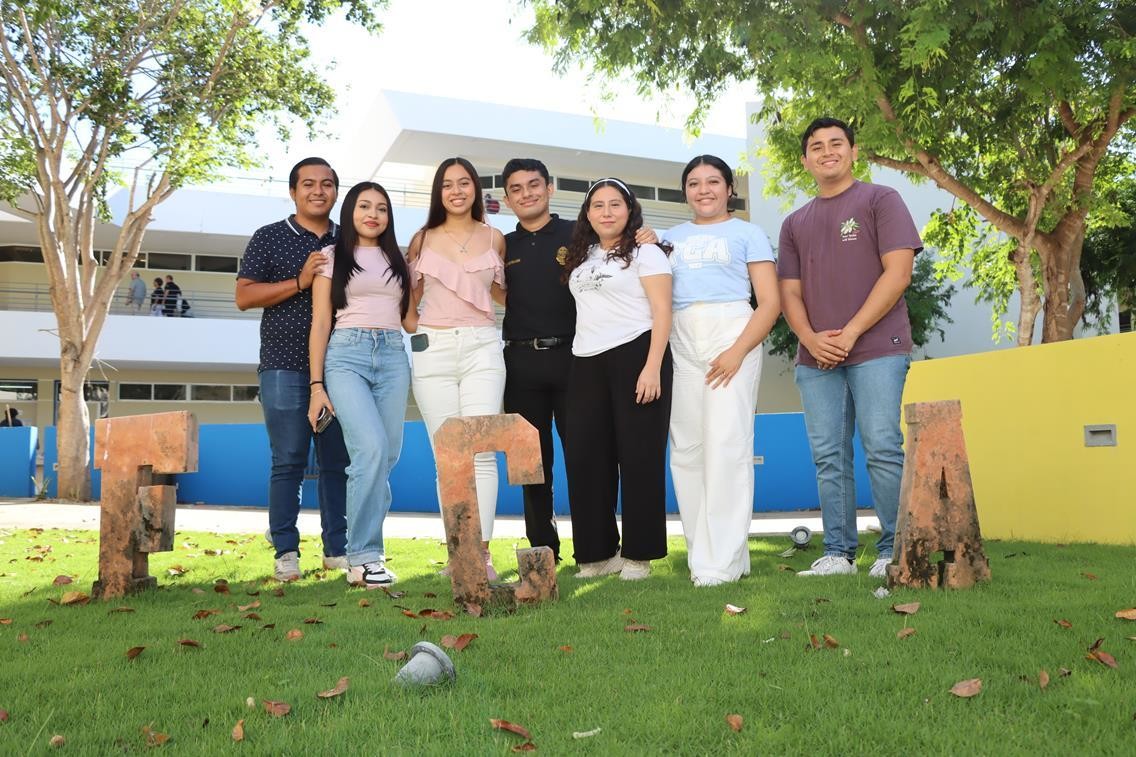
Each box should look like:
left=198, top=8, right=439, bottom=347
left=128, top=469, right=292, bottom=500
left=562, top=178, right=670, bottom=281
left=331, top=182, right=411, bottom=319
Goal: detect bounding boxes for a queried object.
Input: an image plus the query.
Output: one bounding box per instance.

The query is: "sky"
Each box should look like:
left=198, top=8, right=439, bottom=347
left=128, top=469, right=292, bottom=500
left=236, top=0, right=753, bottom=187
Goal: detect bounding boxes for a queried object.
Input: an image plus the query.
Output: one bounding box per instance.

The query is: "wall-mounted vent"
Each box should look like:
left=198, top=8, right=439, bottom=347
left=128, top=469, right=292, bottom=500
left=1083, top=424, right=1117, bottom=447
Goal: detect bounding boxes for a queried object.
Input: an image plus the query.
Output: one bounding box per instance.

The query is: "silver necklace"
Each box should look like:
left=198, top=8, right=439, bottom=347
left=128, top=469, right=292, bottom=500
left=442, top=225, right=477, bottom=254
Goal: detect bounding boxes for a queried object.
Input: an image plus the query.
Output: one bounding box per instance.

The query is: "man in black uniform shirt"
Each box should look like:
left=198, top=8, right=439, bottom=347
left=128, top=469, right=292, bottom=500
left=501, top=159, right=655, bottom=562
left=501, top=159, right=574, bottom=561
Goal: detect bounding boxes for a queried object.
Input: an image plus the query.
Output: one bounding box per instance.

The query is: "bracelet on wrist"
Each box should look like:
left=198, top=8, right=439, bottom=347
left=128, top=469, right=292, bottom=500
left=309, top=380, right=324, bottom=386
left=295, top=274, right=303, bottom=292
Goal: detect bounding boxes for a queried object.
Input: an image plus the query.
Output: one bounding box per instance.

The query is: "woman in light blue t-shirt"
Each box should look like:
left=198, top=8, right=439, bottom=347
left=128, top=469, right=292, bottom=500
left=662, top=155, right=781, bottom=587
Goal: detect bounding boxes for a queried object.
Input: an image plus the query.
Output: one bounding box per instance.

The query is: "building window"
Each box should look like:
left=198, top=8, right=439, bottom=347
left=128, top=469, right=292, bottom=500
left=557, top=177, right=590, bottom=193
left=657, top=187, right=685, bottom=204
left=0, top=245, right=43, bottom=263
left=147, top=252, right=192, bottom=271
left=191, top=385, right=231, bottom=402
left=1120, top=309, right=1132, bottom=333
left=153, top=384, right=187, bottom=401
left=727, top=197, right=747, bottom=212
left=626, top=183, right=655, bottom=201
left=0, top=379, right=37, bottom=401
left=194, top=255, right=239, bottom=274
left=118, top=384, right=152, bottom=401
left=52, top=380, right=109, bottom=424
left=232, top=386, right=260, bottom=402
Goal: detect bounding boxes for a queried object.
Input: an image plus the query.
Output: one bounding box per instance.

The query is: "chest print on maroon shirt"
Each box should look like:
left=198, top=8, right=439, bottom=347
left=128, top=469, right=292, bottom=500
left=839, top=217, right=861, bottom=243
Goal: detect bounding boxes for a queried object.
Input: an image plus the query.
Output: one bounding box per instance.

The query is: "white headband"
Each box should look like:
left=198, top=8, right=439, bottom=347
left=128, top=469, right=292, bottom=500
left=586, top=177, right=632, bottom=198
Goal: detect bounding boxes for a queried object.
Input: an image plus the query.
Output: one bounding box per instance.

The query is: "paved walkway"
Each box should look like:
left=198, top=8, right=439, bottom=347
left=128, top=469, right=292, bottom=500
left=0, top=498, right=880, bottom=543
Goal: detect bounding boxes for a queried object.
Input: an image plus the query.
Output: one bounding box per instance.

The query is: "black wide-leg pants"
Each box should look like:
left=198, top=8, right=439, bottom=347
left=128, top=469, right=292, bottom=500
left=564, top=331, right=672, bottom=563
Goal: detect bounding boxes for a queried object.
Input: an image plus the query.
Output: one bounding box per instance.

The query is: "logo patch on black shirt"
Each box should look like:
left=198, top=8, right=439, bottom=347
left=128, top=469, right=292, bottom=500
left=556, top=246, right=568, bottom=266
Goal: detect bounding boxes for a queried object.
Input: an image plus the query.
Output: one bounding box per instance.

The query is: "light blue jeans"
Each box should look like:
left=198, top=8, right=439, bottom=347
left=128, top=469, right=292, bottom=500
left=794, top=354, right=910, bottom=560
left=324, top=328, right=411, bottom=566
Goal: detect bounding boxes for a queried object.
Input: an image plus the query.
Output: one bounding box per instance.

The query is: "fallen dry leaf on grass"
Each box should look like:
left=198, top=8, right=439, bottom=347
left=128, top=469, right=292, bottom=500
left=383, top=646, right=407, bottom=661
left=1039, top=669, right=1050, bottom=690
left=242, top=612, right=261, bottom=620
left=60, top=591, right=89, bottom=606
left=558, top=645, right=573, bottom=653
left=285, top=629, right=304, bottom=641
left=726, top=713, right=743, bottom=732
left=231, top=720, right=244, bottom=742
left=1081, top=572, right=1098, bottom=581
left=380, top=587, right=406, bottom=599
left=34, top=620, right=52, bottom=629
left=807, top=634, right=821, bottom=650
left=212, top=624, right=241, bottom=633
left=420, top=609, right=455, bottom=620
left=272, top=588, right=286, bottom=597
left=0, top=708, right=10, bottom=722
left=177, top=639, right=202, bottom=648
left=1086, top=639, right=1118, bottom=669
left=489, top=719, right=532, bottom=740
left=357, top=599, right=372, bottom=608
left=168, top=566, right=187, bottom=576
left=125, top=646, right=145, bottom=660
left=263, top=700, right=291, bottom=717
left=625, top=624, right=652, bottom=633
left=214, top=581, right=230, bottom=594
left=441, top=633, right=478, bottom=651
left=891, top=602, right=920, bottom=615
left=52, top=575, right=72, bottom=586
left=190, top=588, right=205, bottom=595
left=1055, top=619, right=1073, bottom=629
left=317, top=677, right=349, bottom=699
left=465, top=603, right=483, bottom=617
left=823, top=634, right=840, bottom=649
left=1059, top=667, right=1072, bottom=677
left=17, top=632, right=28, bottom=643
left=1115, top=608, right=1136, bottom=621
left=49, top=734, right=65, bottom=747
left=724, top=604, right=747, bottom=616
left=141, top=725, right=169, bottom=746
left=192, top=609, right=220, bottom=620
left=511, top=743, right=536, bottom=752
left=0, top=618, right=11, bottom=625
left=236, top=600, right=260, bottom=612
left=400, top=609, right=418, bottom=619
left=776, top=564, right=796, bottom=572
left=303, top=618, right=323, bottom=625
left=949, top=678, right=982, bottom=698
left=897, top=627, right=917, bottom=640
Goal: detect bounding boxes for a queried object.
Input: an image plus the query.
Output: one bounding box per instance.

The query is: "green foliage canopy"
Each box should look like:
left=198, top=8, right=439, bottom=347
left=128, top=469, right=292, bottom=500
left=528, top=0, right=1136, bottom=343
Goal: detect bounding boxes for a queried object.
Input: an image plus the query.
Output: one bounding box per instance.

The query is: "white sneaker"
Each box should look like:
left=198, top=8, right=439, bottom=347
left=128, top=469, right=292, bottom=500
left=692, top=575, right=725, bottom=587
left=798, top=555, right=856, bottom=576
left=274, top=551, right=300, bottom=582
left=347, top=561, right=396, bottom=588
left=620, top=559, right=651, bottom=581
left=576, top=551, right=624, bottom=578
left=868, top=557, right=891, bottom=579
left=322, top=555, right=349, bottom=571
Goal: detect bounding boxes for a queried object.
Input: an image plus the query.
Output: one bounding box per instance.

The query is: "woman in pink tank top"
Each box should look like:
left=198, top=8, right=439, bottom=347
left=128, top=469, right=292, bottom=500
left=406, top=157, right=507, bottom=579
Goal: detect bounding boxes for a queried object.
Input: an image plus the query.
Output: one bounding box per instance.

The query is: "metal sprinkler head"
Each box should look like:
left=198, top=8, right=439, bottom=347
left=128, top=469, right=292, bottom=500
left=790, top=525, right=812, bottom=548
left=394, top=641, right=457, bottom=688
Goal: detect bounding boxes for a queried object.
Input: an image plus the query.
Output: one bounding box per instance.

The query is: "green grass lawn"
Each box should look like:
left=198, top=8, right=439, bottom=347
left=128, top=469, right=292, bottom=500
left=0, top=526, right=1133, bottom=755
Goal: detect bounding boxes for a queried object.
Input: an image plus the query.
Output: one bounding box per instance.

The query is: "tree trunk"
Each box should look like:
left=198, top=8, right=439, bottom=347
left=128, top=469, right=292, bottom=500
left=55, top=356, right=92, bottom=501
left=1013, top=243, right=1042, bottom=346
left=1041, top=224, right=1087, bottom=342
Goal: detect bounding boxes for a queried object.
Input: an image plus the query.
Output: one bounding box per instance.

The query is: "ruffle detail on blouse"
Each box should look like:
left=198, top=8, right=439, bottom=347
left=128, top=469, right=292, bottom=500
left=411, top=247, right=503, bottom=317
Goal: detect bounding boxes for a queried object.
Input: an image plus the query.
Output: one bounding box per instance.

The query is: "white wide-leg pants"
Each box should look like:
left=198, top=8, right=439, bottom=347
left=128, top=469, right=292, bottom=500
left=668, top=301, right=762, bottom=583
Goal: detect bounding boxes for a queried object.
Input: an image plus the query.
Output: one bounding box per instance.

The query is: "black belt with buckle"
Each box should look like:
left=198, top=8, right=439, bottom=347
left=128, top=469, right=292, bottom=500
left=504, top=336, right=570, bottom=350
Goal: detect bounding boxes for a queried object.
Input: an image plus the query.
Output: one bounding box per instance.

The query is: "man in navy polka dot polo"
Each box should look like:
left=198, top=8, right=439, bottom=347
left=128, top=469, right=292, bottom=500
left=236, top=157, right=349, bottom=581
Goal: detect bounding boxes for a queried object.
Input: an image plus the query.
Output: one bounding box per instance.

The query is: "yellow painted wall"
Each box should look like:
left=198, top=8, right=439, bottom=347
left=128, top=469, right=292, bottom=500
left=903, top=331, right=1136, bottom=545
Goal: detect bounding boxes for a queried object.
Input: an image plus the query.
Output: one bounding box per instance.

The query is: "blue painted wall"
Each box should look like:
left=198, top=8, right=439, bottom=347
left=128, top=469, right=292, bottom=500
left=14, top=414, right=873, bottom=514
left=42, top=426, right=101, bottom=499
left=0, top=426, right=38, bottom=497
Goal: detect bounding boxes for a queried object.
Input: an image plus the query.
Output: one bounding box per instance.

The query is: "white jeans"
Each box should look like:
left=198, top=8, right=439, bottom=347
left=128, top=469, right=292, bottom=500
left=669, top=301, right=762, bottom=583
left=411, top=325, right=506, bottom=540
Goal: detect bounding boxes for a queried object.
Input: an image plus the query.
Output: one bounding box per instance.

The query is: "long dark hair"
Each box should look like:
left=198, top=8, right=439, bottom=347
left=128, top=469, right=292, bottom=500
left=562, top=178, right=669, bottom=280
left=681, top=154, right=738, bottom=212
left=331, top=182, right=410, bottom=318
left=422, top=157, right=484, bottom=231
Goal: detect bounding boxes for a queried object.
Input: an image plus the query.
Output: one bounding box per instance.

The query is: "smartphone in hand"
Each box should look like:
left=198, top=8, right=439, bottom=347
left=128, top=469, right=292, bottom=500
left=315, top=407, right=334, bottom=434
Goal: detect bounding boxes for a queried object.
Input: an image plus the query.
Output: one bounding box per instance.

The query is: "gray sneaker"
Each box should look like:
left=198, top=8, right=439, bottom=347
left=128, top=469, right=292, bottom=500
left=274, top=551, right=300, bottom=582
left=322, top=555, right=349, bottom=571
left=868, top=556, right=892, bottom=579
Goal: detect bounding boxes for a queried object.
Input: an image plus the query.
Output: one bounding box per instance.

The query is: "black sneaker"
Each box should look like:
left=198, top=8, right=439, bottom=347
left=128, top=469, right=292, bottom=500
left=347, top=561, right=396, bottom=588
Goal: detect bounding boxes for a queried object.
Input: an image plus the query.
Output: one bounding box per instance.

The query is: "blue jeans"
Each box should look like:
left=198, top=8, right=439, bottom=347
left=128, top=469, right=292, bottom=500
left=324, top=328, right=410, bottom=565
left=259, top=369, right=349, bottom=559
left=794, top=354, right=910, bottom=560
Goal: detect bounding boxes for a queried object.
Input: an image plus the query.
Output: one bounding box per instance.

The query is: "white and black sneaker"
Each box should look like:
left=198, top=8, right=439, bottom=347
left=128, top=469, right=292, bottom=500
left=347, top=561, right=396, bottom=589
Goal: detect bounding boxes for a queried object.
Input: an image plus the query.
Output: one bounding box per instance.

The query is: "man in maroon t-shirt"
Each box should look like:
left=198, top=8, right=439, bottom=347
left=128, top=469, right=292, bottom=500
left=777, top=117, right=922, bottom=579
